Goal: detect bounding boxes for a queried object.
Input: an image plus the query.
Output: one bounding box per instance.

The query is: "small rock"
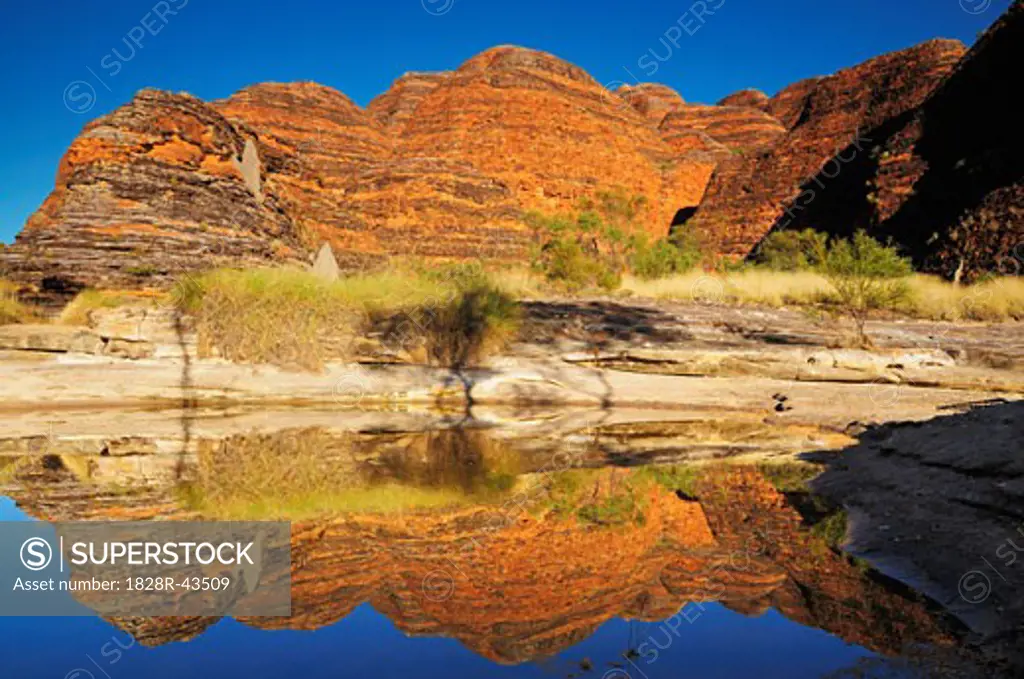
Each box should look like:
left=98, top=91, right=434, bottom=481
left=310, top=243, right=340, bottom=282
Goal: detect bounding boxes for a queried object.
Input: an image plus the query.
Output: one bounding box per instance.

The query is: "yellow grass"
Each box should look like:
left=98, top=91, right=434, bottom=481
left=180, top=482, right=486, bottom=521
left=622, top=270, right=1024, bottom=321
left=58, top=289, right=152, bottom=326
left=902, top=275, right=1024, bottom=321
left=0, top=279, right=37, bottom=325
left=621, top=270, right=833, bottom=307
left=181, top=428, right=520, bottom=520
left=179, top=265, right=521, bottom=370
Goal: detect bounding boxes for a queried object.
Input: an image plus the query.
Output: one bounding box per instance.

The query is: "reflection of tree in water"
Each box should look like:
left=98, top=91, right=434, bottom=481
left=368, top=428, right=518, bottom=495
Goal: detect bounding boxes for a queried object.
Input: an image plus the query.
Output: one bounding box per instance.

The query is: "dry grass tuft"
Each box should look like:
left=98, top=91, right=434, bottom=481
left=623, top=270, right=1024, bottom=322
left=621, top=270, right=833, bottom=307
left=58, top=289, right=152, bottom=326
left=902, top=275, right=1024, bottom=322
left=0, top=280, right=39, bottom=325
left=177, top=265, right=521, bottom=370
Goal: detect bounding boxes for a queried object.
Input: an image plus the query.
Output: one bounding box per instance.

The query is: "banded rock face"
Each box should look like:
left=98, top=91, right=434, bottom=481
left=0, top=89, right=304, bottom=301
left=765, top=77, right=824, bottom=130
left=367, top=71, right=450, bottom=131
left=395, top=46, right=694, bottom=240
left=717, top=88, right=770, bottom=110
left=745, top=2, right=1022, bottom=280
left=617, top=82, right=686, bottom=124
left=688, top=39, right=967, bottom=256
left=660, top=104, right=786, bottom=157
left=214, top=81, right=396, bottom=265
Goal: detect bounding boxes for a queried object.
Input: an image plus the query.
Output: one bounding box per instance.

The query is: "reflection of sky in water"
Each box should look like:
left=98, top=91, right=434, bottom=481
left=0, top=496, right=873, bottom=679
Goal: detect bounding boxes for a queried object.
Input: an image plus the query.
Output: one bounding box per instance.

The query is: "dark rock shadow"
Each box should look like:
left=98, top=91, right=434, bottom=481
left=804, top=400, right=1024, bottom=675
left=520, top=301, right=692, bottom=345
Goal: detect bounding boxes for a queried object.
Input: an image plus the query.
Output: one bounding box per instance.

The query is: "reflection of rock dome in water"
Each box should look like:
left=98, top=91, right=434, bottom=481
left=2, top=435, right=959, bottom=664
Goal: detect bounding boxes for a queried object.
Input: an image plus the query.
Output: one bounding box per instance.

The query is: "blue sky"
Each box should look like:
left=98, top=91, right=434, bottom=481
left=0, top=0, right=1010, bottom=243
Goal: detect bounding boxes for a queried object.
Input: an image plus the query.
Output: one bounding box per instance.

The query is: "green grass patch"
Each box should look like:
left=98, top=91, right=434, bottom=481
left=539, top=469, right=653, bottom=527
left=632, top=464, right=703, bottom=497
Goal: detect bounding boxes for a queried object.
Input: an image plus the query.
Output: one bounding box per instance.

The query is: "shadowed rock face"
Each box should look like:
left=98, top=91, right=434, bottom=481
left=688, top=39, right=967, bottom=257
left=758, top=1, right=1024, bottom=281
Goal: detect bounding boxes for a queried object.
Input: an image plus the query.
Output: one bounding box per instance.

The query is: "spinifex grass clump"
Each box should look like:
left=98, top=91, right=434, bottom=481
left=58, top=289, right=152, bottom=326
left=0, top=279, right=37, bottom=325
left=173, top=265, right=520, bottom=370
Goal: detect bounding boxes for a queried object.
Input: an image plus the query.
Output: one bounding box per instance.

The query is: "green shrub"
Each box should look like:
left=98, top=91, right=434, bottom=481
left=527, top=190, right=705, bottom=288
left=630, top=234, right=703, bottom=280
left=527, top=211, right=624, bottom=291
left=754, top=229, right=828, bottom=271
left=423, top=279, right=521, bottom=368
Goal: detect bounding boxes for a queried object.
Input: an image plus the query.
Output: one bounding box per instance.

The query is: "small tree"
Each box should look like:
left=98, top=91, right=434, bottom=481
left=819, top=231, right=912, bottom=346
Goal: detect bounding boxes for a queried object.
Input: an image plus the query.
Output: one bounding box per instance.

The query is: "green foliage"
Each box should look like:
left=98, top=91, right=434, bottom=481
left=630, top=233, right=703, bottom=280
left=632, top=464, right=703, bottom=496
left=811, top=510, right=849, bottom=550
left=541, top=469, right=649, bottom=527
left=527, top=189, right=703, bottom=288
left=757, top=463, right=822, bottom=494
left=820, top=231, right=912, bottom=344
left=754, top=229, right=829, bottom=271
left=527, top=211, right=624, bottom=291
left=752, top=228, right=912, bottom=344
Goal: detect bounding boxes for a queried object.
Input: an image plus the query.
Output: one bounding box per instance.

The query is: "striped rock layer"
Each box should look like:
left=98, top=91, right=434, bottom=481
left=3, top=11, right=1020, bottom=295
left=686, top=39, right=969, bottom=257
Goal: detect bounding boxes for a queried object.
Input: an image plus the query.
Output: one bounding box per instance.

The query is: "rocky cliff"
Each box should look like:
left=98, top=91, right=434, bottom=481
left=717, top=88, right=770, bottom=110
left=0, top=89, right=306, bottom=301
left=756, top=1, right=1024, bottom=281
left=2, top=15, right=1019, bottom=296
left=617, top=82, right=687, bottom=124
left=686, top=39, right=967, bottom=256
left=367, top=71, right=450, bottom=131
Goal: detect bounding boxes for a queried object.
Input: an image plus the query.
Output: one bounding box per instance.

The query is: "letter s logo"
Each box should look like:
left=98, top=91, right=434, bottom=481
left=20, top=537, right=53, bottom=571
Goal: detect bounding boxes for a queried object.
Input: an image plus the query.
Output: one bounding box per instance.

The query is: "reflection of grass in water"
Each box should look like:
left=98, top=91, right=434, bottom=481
left=757, top=462, right=822, bottom=494
left=0, top=457, right=28, bottom=484
left=811, top=510, right=849, bottom=552
left=177, top=482, right=495, bottom=520
left=632, top=464, right=703, bottom=496
left=181, top=428, right=521, bottom=520
left=540, top=469, right=654, bottom=527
